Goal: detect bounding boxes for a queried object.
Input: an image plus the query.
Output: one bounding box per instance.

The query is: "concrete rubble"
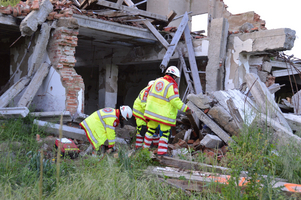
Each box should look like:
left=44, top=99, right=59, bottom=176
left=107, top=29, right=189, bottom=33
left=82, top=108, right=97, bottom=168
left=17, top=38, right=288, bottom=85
left=1, top=0, right=301, bottom=194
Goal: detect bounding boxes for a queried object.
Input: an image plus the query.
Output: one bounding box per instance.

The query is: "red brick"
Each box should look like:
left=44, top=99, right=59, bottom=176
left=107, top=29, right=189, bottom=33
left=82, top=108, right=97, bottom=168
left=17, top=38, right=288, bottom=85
left=12, top=7, right=18, bottom=17
left=31, top=0, right=39, bottom=10
left=54, top=13, right=64, bottom=19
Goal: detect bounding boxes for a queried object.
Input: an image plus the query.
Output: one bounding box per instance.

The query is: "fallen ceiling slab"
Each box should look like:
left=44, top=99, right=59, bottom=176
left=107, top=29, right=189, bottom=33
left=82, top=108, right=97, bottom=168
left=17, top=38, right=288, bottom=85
left=74, top=14, right=158, bottom=48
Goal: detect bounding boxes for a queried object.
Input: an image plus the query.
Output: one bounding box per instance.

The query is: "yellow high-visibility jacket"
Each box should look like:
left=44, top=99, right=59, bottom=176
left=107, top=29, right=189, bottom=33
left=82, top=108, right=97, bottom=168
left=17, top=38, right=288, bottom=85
left=144, top=75, right=188, bottom=126
left=80, top=108, right=120, bottom=150
left=133, top=85, right=152, bottom=121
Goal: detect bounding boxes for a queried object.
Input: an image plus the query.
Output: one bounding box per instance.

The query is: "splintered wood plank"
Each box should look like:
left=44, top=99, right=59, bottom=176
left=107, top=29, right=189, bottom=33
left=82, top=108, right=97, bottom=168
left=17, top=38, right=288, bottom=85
left=122, top=0, right=169, bottom=49
left=0, top=76, right=31, bottom=108
left=158, top=154, right=228, bottom=173
left=148, top=166, right=301, bottom=193
left=143, top=20, right=169, bottom=49
left=18, top=63, right=50, bottom=108
left=177, top=48, right=195, bottom=93
left=184, top=24, right=202, bottom=94
left=187, top=101, right=232, bottom=144
left=272, top=66, right=301, bottom=77
left=97, top=0, right=168, bottom=22
left=159, top=12, right=188, bottom=71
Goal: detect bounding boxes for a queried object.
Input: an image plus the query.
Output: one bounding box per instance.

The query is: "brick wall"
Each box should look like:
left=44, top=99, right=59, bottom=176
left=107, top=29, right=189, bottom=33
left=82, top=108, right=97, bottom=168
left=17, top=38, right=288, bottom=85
left=48, top=20, right=84, bottom=115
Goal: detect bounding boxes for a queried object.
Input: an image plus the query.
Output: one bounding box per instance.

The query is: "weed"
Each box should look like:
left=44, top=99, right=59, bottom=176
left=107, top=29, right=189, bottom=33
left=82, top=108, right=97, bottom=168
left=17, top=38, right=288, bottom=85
left=0, top=0, right=19, bottom=7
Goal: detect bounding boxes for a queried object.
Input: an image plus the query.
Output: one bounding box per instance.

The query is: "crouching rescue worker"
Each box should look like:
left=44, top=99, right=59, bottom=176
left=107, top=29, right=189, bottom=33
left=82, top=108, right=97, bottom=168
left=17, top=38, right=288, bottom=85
left=80, top=106, right=133, bottom=154
left=143, top=66, right=190, bottom=156
left=133, top=80, right=160, bottom=149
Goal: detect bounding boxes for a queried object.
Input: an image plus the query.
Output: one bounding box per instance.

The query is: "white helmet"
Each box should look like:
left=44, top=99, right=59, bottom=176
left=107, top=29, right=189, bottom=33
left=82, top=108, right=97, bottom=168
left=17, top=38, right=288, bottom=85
left=120, top=105, right=132, bottom=121
left=165, top=66, right=180, bottom=78
left=148, top=80, right=155, bottom=86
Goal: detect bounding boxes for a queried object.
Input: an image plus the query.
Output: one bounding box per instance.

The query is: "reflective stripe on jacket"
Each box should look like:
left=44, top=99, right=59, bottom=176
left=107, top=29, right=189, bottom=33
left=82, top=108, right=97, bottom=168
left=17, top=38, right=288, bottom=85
left=80, top=108, right=119, bottom=150
left=144, top=75, right=188, bottom=126
left=133, top=85, right=151, bottom=121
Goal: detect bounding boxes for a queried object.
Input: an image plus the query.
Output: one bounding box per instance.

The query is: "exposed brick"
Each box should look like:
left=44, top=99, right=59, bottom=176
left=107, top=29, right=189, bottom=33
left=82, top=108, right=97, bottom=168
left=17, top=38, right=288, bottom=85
left=54, top=13, right=64, bottom=19
left=12, top=7, right=18, bottom=17
left=250, top=27, right=259, bottom=32
left=31, top=0, right=39, bottom=10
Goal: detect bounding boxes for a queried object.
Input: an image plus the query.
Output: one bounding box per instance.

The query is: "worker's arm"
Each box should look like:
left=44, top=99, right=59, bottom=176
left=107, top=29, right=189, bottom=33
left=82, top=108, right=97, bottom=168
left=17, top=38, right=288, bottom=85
left=168, top=85, right=189, bottom=112
left=105, top=121, right=117, bottom=148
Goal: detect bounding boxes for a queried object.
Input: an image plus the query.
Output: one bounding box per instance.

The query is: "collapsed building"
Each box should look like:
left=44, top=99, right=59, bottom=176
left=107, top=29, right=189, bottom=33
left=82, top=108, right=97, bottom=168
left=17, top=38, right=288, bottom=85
left=0, top=0, right=301, bottom=152
left=2, top=0, right=301, bottom=194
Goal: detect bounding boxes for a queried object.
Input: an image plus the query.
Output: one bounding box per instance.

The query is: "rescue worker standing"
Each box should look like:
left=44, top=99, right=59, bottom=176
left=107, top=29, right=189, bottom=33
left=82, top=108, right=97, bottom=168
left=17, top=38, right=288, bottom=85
left=80, top=106, right=132, bottom=153
left=132, top=80, right=160, bottom=149
left=143, top=66, right=190, bottom=156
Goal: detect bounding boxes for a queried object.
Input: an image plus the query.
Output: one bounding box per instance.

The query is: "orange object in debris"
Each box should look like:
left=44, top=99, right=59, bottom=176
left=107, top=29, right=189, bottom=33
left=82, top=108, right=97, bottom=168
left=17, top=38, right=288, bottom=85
left=203, top=108, right=209, bottom=114
left=187, top=139, right=194, bottom=144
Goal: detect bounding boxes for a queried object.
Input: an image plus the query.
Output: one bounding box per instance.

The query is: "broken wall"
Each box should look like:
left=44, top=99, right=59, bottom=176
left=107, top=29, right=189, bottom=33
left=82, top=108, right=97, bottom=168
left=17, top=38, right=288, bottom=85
left=47, top=16, right=85, bottom=115
left=225, top=28, right=296, bottom=90
left=9, top=32, right=39, bottom=105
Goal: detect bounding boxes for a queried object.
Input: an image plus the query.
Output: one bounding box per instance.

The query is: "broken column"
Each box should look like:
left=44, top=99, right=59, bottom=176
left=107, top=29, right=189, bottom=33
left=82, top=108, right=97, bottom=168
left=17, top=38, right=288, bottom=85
left=27, top=22, right=52, bottom=77
left=98, top=63, right=118, bottom=109
left=206, top=18, right=229, bottom=92
left=47, top=11, right=84, bottom=115
left=20, top=0, right=53, bottom=36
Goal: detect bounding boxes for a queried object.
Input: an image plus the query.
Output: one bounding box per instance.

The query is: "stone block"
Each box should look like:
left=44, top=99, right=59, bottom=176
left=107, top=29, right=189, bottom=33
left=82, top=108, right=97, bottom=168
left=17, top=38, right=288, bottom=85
left=257, top=71, right=268, bottom=83
left=187, top=93, right=212, bottom=109
left=208, top=105, right=240, bottom=136
left=262, top=61, right=272, bottom=72
left=200, top=134, right=222, bottom=149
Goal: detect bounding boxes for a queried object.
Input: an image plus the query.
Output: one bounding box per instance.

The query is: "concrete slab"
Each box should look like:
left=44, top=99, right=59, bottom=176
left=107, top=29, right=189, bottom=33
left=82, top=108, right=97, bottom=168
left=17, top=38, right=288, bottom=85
left=34, top=119, right=88, bottom=141
left=225, top=28, right=296, bottom=90
left=74, top=14, right=158, bottom=47
left=0, top=107, right=29, bottom=118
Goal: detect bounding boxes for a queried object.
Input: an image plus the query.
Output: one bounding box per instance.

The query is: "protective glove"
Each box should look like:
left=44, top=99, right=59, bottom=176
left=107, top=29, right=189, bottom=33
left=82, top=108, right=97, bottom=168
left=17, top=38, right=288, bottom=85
left=185, top=107, right=193, bottom=115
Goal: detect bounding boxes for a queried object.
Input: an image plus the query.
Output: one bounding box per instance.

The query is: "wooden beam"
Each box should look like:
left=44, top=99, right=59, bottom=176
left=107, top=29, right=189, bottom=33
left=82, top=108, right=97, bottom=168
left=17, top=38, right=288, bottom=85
left=160, top=12, right=188, bottom=71
left=177, top=48, right=195, bottom=93
left=18, top=63, right=50, bottom=107
left=122, top=0, right=169, bottom=49
left=187, top=101, right=233, bottom=145
left=0, top=76, right=31, bottom=108
left=158, top=155, right=228, bottom=173
left=148, top=166, right=301, bottom=193
left=270, top=60, right=301, bottom=69
left=184, top=23, right=202, bottom=94
left=156, top=10, right=177, bottom=30
left=97, top=0, right=168, bottom=22
left=272, top=66, right=301, bottom=77
left=143, top=20, right=169, bottom=49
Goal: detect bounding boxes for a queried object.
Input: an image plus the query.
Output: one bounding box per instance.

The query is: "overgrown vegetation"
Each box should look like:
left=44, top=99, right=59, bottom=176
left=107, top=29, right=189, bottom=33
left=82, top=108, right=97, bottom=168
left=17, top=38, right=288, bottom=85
left=1, top=115, right=301, bottom=199
left=0, top=0, right=19, bottom=7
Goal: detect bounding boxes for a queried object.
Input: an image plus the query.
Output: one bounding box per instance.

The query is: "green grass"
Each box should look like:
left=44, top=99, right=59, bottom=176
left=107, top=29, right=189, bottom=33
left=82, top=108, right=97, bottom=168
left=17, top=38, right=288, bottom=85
left=0, top=116, right=206, bottom=199
left=1, top=114, right=301, bottom=199
left=0, top=0, right=19, bottom=7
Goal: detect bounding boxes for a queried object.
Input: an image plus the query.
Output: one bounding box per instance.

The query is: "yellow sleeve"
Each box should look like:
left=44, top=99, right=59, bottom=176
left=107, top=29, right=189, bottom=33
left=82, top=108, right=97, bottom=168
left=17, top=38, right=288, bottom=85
left=167, top=85, right=188, bottom=112
left=105, top=124, right=116, bottom=148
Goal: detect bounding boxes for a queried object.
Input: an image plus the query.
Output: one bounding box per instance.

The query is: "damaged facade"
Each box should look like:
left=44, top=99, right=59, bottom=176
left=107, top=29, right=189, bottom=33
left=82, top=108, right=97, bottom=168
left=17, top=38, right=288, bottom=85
left=0, top=0, right=300, bottom=150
